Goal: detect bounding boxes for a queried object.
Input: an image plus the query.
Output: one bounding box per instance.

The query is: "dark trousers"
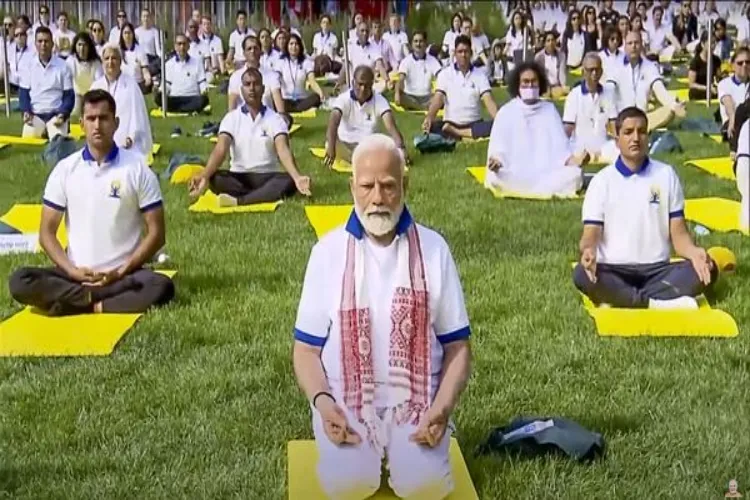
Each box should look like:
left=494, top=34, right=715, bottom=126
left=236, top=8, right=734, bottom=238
left=283, top=94, right=322, bottom=113
left=8, top=267, right=174, bottom=316
left=573, top=260, right=716, bottom=308
left=154, top=93, right=209, bottom=113
left=146, top=54, right=161, bottom=79
left=209, top=171, right=296, bottom=205
left=430, top=119, right=493, bottom=139
left=399, top=93, right=431, bottom=111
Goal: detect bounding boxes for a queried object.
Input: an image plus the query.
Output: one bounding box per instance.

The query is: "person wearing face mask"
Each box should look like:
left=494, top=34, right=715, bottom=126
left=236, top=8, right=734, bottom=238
left=90, top=44, right=152, bottom=162
left=485, top=60, right=585, bottom=197
left=292, top=133, right=472, bottom=500
left=574, top=106, right=717, bottom=310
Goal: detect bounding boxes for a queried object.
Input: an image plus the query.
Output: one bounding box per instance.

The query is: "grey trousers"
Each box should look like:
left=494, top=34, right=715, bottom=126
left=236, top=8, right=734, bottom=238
left=399, top=93, right=432, bottom=111
left=209, top=171, right=296, bottom=205
left=573, top=260, right=717, bottom=308
left=154, top=94, right=209, bottom=113
left=429, top=119, right=493, bottom=138
left=283, top=94, right=322, bottom=113
left=8, top=267, right=174, bottom=316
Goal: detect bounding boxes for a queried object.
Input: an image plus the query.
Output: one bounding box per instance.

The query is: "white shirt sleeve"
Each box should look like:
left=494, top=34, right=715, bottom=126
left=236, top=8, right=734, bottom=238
left=303, top=58, right=315, bottom=76
left=562, top=89, right=577, bottom=124
left=218, top=111, right=237, bottom=140
left=137, top=162, right=163, bottom=212
left=581, top=172, right=607, bottom=224
left=228, top=71, right=241, bottom=95
left=717, top=77, right=731, bottom=101
left=331, top=92, right=348, bottom=114
left=213, top=37, right=224, bottom=55
left=433, top=244, right=471, bottom=344
left=197, top=61, right=207, bottom=93
left=475, top=72, right=491, bottom=97
left=294, top=243, right=331, bottom=346
left=668, top=167, right=686, bottom=218
left=435, top=68, right=448, bottom=94
left=397, top=57, right=409, bottom=75
left=265, top=70, right=281, bottom=90
left=374, top=93, right=391, bottom=117
left=269, top=112, right=289, bottom=138
left=42, top=163, right=67, bottom=211
left=62, top=62, right=73, bottom=91
left=739, top=120, right=750, bottom=157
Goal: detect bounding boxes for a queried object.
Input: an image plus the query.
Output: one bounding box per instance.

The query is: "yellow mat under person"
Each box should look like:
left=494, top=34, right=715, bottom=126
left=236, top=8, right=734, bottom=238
left=389, top=103, right=444, bottom=117
left=149, top=109, right=191, bottom=118
left=0, top=135, right=47, bottom=146
left=0, top=270, right=177, bottom=357
left=309, top=147, right=352, bottom=173
left=0, top=204, right=67, bottom=250
left=466, top=167, right=581, bottom=200
left=684, top=157, right=735, bottom=181
left=287, top=438, right=478, bottom=500
left=290, top=108, right=317, bottom=119
left=304, top=205, right=352, bottom=239
left=189, top=190, right=283, bottom=214
left=684, top=197, right=748, bottom=234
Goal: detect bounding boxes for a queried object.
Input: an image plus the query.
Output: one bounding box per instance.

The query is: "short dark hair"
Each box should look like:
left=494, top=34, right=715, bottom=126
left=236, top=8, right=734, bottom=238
left=615, top=106, right=647, bottom=134
left=34, top=26, right=52, bottom=40
left=242, top=35, right=259, bottom=51
left=412, top=30, right=427, bottom=40
left=236, top=9, right=247, bottom=18
left=732, top=47, right=750, bottom=62
left=454, top=34, right=471, bottom=50
left=241, top=66, right=263, bottom=83
left=353, top=65, right=375, bottom=81
left=58, top=11, right=68, bottom=20
left=320, top=14, right=331, bottom=23
left=82, top=89, right=117, bottom=115
left=72, top=32, right=99, bottom=62
left=507, top=61, right=549, bottom=97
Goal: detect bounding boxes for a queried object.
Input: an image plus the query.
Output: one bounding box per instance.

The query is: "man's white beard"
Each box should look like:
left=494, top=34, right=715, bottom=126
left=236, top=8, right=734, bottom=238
left=355, top=201, right=404, bottom=237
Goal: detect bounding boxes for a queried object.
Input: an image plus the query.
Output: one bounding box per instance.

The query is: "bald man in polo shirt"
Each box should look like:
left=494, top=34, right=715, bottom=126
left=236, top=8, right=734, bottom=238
left=8, top=90, right=174, bottom=316
left=574, top=107, right=717, bottom=310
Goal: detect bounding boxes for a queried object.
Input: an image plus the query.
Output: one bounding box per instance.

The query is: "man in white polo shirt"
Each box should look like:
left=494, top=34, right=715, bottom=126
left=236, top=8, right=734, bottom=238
left=18, top=26, right=74, bottom=139
left=188, top=68, right=311, bottom=207
left=717, top=48, right=750, bottom=142
left=155, top=34, right=209, bottom=114
left=341, top=22, right=390, bottom=88
left=606, top=30, right=685, bottom=131
left=382, top=14, right=409, bottom=68
left=198, top=15, right=225, bottom=83
left=225, top=10, right=255, bottom=71
left=292, top=134, right=472, bottom=500
left=563, top=52, right=619, bottom=164
left=395, top=30, right=441, bottom=111
left=574, top=107, right=717, bottom=310
left=8, top=90, right=174, bottom=316
left=645, top=6, right=681, bottom=63
left=325, top=65, right=407, bottom=166
left=423, top=35, right=497, bottom=140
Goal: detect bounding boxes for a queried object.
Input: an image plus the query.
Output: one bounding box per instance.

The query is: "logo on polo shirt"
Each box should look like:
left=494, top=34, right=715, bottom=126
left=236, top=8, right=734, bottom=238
left=649, top=186, right=660, bottom=205
left=109, top=180, right=122, bottom=199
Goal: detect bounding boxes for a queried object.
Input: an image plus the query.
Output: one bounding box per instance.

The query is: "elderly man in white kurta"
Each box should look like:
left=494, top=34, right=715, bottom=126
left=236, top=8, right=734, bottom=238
left=486, top=61, right=584, bottom=197
left=736, top=120, right=749, bottom=233
left=293, top=134, right=472, bottom=500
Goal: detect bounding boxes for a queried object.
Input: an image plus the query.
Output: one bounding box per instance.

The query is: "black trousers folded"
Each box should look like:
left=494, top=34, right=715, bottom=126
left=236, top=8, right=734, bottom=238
left=209, top=171, right=296, bottom=205
left=8, top=267, right=174, bottom=315
left=283, top=94, right=322, bottom=113
left=429, top=119, right=493, bottom=138
left=154, top=94, right=209, bottom=113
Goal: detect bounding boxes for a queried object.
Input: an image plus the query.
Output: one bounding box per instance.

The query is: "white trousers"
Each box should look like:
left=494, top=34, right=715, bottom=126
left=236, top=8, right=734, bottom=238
left=486, top=164, right=583, bottom=197
left=573, top=137, right=619, bottom=165
left=22, top=115, right=69, bottom=139
left=737, top=158, right=749, bottom=231
left=313, top=406, right=454, bottom=500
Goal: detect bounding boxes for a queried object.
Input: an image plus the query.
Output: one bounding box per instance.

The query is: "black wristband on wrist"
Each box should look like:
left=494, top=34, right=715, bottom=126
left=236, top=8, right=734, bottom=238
left=312, top=391, right=335, bottom=408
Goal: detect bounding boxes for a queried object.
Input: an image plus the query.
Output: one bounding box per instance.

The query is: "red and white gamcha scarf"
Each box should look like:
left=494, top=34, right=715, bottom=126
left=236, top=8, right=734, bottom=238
left=339, top=223, right=431, bottom=456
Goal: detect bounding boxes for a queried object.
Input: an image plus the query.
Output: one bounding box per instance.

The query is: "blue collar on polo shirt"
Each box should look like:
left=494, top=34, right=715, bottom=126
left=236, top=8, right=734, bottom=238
left=345, top=205, right=413, bottom=239
left=454, top=62, right=473, bottom=73
left=236, top=27, right=248, bottom=35
left=732, top=75, right=746, bottom=86
left=615, top=155, right=650, bottom=177
left=413, top=52, right=427, bottom=61
left=623, top=55, right=641, bottom=66
left=349, top=90, right=374, bottom=103
left=241, top=104, right=266, bottom=116
left=356, top=40, right=370, bottom=47
left=581, top=81, right=603, bottom=94
left=175, top=53, right=190, bottom=62
left=203, top=33, right=214, bottom=41
left=82, top=144, right=119, bottom=164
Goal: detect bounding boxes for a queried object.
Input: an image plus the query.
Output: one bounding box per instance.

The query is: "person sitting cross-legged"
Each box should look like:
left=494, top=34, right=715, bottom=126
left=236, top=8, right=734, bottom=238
left=394, top=30, right=442, bottom=111
left=485, top=61, right=585, bottom=197
left=8, top=90, right=175, bottom=316
left=534, top=30, right=569, bottom=99
left=422, top=35, right=498, bottom=140
left=573, top=107, right=718, bottom=310
left=292, top=134, right=472, bottom=500
left=324, top=65, right=408, bottom=166
left=188, top=68, right=311, bottom=207
left=154, top=34, right=210, bottom=114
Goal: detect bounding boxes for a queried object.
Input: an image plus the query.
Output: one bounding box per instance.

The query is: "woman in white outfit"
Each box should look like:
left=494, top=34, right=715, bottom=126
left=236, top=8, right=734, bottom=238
left=66, top=32, right=103, bottom=118
left=119, top=22, right=152, bottom=94
left=561, top=9, right=586, bottom=69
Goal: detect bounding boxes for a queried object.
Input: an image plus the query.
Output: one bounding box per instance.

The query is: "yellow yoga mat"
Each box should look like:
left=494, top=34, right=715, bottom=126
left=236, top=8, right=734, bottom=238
left=0, top=204, right=67, bottom=250
left=675, top=76, right=689, bottom=85
left=69, top=123, right=85, bottom=139
left=671, top=88, right=691, bottom=101
left=0, top=271, right=177, bottom=357
left=684, top=157, right=735, bottom=181
left=287, top=438, right=478, bottom=500
left=0, top=144, right=9, bottom=150
left=685, top=197, right=748, bottom=235
left=309, top=147, right=352, bottom=173
left=390, top=103, right=444, bottom=117
left=569, top=67, right=582, bottom=77
left=170, top=164, right=204, bottom=184
left=578, top=292, right=738, bottom=337
left=152, top=144, right=161, bottom=155
left=466, top=167, right=580, bottom=200
left=290, top=108, right=317, bottom=119
left=0, top=135, right=47, bottom=146
left=150, top=109, right=191, bottom=118
left=189, top=191, right=283, bottom=214
left=209, top=124, right=300, bottom=143
left=705, top=134, right=723, bottom=144
left=304, top=205, right=352, bottom=239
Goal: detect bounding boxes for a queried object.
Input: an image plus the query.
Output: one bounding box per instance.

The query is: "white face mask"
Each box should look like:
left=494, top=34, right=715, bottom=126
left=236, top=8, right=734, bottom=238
left=519, top=86, right=540, bottom=101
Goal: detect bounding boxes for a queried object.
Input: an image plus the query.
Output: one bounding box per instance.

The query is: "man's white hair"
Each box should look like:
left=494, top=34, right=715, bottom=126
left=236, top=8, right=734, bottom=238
left=351, top=134, right=405, bottom=180
left=101, top=43, right=122, bottom=59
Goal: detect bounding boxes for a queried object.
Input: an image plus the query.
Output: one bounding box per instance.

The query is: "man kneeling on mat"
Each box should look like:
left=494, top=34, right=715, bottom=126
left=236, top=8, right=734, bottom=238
left=188, top=68, right=311, bottom=207
left=8, top=90, right=174, bottom=316
left=573, top=107, right=717, bottom=310
left=293, top=134, right=472, bottom=500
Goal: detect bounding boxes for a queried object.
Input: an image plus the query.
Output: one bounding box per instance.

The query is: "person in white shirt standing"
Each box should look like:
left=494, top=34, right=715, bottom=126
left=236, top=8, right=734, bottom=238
left=156, top=34, right=209, bottom=114
left=292, top=133, right=472, bottom=500
left=225, top=10, right=255, bottom=71
left=278, top=33, right=325, bottom=113
left=606, top=30, right=685, bottom=131
left=8, top=89, right=174, bottom=316
left=53, top=12, right=74, bottom=59
left=395, top=31, right=442, bottom=111
left=717, top=48, right=750, bottom=141
left=188, top=67, right=312, bottom=208
left=199, top=15, right=225, bottom=84
left=423, top=35, right=498, bottom=140
left=135, top=8, right=163, bottom=84
left=19, top=27, right=74, bottom=139
left=563, top=52, right=619, bottom=164
left=574, top=106, right=717, bottom=310
left=108, top=9, right=128, bottom=45
left=383, top=14, right=409, bottom=69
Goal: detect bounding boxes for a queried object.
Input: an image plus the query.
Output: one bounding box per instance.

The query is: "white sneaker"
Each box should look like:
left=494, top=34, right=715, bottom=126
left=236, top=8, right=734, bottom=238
left=648, top=296, right=699, bottom=310
left=217, top=193, right=238, bottom=207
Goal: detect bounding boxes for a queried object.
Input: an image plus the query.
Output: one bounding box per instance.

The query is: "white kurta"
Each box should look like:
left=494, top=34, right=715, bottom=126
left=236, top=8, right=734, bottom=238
left=737, top=120, right=749, bottom=232
left=90, top=73, right=153, bottom=160
left=486, top=98, right=581, bottom=196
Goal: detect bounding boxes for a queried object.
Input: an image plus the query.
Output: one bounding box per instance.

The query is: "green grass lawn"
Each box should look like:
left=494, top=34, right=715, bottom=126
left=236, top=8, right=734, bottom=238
left=0, top=80, right=748, bottom=499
